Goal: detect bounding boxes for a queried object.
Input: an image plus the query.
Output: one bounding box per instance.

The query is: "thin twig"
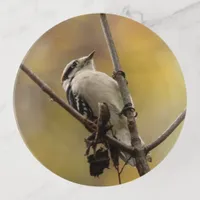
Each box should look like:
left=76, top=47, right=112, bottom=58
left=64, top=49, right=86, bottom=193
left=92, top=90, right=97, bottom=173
left=99, top=15, right=121, bottom=72
left=146, top=109, right=186, bottom=153
left=100, top=13, right=150, bottom=176
left=114, top=165, right=121, bottom=184
left=119, top=156, right=132, bottom=175
left=20, top=64, right=136, bottom=155
left=20, top=39, right=186, bottom=179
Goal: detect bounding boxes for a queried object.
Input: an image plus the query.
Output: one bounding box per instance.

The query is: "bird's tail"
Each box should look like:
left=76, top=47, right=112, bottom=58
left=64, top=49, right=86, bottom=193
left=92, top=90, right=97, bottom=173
left=114, top=128, right=145, bottom=167
left=119, top=151, right=136, bottom=166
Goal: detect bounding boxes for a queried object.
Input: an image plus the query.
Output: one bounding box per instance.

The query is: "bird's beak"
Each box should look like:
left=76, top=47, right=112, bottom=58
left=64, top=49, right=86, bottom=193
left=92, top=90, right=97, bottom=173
left=84, top=50, right=95, bottom=63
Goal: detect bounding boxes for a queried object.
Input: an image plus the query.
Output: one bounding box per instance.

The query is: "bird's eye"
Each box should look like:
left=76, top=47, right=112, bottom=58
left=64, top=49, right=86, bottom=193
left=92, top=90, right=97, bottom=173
left=72, top=60, right=79, bottom=67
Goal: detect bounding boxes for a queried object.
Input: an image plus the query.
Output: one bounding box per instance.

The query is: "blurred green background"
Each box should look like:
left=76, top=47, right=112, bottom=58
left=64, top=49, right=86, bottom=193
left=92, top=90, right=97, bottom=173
left=14, top=14, right=186, bottom=186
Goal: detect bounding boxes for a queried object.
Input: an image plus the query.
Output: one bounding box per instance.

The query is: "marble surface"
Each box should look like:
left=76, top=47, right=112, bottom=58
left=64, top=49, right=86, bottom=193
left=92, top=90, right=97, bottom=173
left=0, top=0, right=200, bottom=199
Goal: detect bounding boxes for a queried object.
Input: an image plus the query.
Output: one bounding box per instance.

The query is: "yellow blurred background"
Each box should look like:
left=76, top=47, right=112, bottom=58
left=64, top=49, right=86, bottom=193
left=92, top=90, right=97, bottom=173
left=14, top=14, right=186, bottom=186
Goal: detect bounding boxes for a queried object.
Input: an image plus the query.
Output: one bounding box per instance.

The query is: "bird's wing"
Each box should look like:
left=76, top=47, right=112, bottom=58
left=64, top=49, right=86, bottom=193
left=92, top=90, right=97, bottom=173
left=66, top=84, right=97, bottom=121
left=71, top=71, right=124, bottom=115
left=66, top=84, right=77, bottom=110
left=70, top=70, right=139, bottom=166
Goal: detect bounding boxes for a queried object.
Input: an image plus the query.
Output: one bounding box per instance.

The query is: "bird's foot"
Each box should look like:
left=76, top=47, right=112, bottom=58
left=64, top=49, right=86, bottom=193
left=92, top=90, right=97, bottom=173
left=119, top=103, right=138, bottom=118
left=112, top=70, right=126, bottom=79
left=112, top=70, right=128, bottom=85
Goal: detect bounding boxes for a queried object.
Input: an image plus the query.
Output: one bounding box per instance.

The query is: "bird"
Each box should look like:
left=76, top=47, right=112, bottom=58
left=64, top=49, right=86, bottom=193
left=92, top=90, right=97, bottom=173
left=61, top=50, right=145, bottom=167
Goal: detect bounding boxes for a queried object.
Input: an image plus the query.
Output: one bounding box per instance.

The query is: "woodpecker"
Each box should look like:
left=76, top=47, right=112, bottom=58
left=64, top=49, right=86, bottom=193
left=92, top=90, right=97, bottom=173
left=61, top=51, right=145, bottom=167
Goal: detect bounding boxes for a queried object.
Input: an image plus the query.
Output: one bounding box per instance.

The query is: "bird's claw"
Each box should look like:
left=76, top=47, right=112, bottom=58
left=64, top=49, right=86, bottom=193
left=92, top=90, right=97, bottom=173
left=112, top=70, right=126, bottom=79
left=119, top=103, right=138, bottom=118
left=112, top=70, right=128, bottom=85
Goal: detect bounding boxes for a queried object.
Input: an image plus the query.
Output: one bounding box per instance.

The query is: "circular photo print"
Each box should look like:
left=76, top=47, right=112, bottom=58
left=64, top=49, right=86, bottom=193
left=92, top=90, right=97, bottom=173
left=14, top=14, right=186, bottom=186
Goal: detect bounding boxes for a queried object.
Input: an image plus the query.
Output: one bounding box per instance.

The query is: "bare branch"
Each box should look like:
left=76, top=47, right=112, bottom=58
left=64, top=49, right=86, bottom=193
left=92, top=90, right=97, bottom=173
left=145, top=109, right=186, bottom=153
left=99, top=14, right=121, bottom=72
left=20, top=64, right=136, bottom=155
left=100, top=13, right=150, bottom=175
left=115, top=165, right=121, bottom=184
left=105, top=135, right=135, bottom=155
left=20, top=15, right=186, bottom=178
left=119, top=156, right=132, bottom=175
left=20, top=64, right=97, bottom=133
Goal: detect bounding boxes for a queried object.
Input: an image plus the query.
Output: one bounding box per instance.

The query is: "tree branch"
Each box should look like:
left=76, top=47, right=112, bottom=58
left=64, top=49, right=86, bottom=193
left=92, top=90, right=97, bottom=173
left=105, top=135, right=135, bottom=155
left=145, top=109, right=186, bottom=153
left=20, top=64, right=135, bottom=155
left=20, top=63, right=185, bottom=178
left=20, top=14, right=186, bottom=179
left=100, top=13, right=150, bottom=176
left=20, top=64, right=96, bottom=133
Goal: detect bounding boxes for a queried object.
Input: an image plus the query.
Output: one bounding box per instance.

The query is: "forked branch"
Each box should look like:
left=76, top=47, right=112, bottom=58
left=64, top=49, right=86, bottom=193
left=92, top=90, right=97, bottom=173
left=20, top=63, right=186, bottom=177
left=20, top=64, right=134, bottom=153
left=20, top=13, right=186, bottom=179
left=145, top=110, right=186, bottom=153
left=100, top=13, right=150, bottom=176
left=20, top=64, right=96, bottom=133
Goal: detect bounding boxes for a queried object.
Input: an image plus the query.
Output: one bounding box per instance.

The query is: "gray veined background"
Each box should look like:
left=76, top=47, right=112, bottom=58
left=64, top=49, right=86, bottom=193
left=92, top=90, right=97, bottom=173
left=14, top=13, right=186, bottom=186
left=0, top=0, right=200, bottom=199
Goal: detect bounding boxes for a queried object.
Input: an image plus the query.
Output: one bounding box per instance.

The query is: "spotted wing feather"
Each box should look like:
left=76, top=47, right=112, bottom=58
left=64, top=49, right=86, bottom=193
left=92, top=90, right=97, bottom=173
left=66, top=85, right=97, bottom=121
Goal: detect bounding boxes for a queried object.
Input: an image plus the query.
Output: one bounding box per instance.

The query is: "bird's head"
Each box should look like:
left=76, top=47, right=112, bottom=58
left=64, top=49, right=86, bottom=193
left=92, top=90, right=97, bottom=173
left=61, top=50, right=95, bottom=84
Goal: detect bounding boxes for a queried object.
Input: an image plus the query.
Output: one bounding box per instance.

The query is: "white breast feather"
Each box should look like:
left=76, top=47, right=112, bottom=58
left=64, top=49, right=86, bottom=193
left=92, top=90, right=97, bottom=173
left=70, top=70, right=144, bottom=166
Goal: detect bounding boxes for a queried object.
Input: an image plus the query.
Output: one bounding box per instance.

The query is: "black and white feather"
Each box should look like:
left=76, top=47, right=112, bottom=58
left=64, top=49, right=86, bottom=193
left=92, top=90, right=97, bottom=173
left=66, top=84, right=97, bottom=121
left=61, top=51, right=145, bottom=167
